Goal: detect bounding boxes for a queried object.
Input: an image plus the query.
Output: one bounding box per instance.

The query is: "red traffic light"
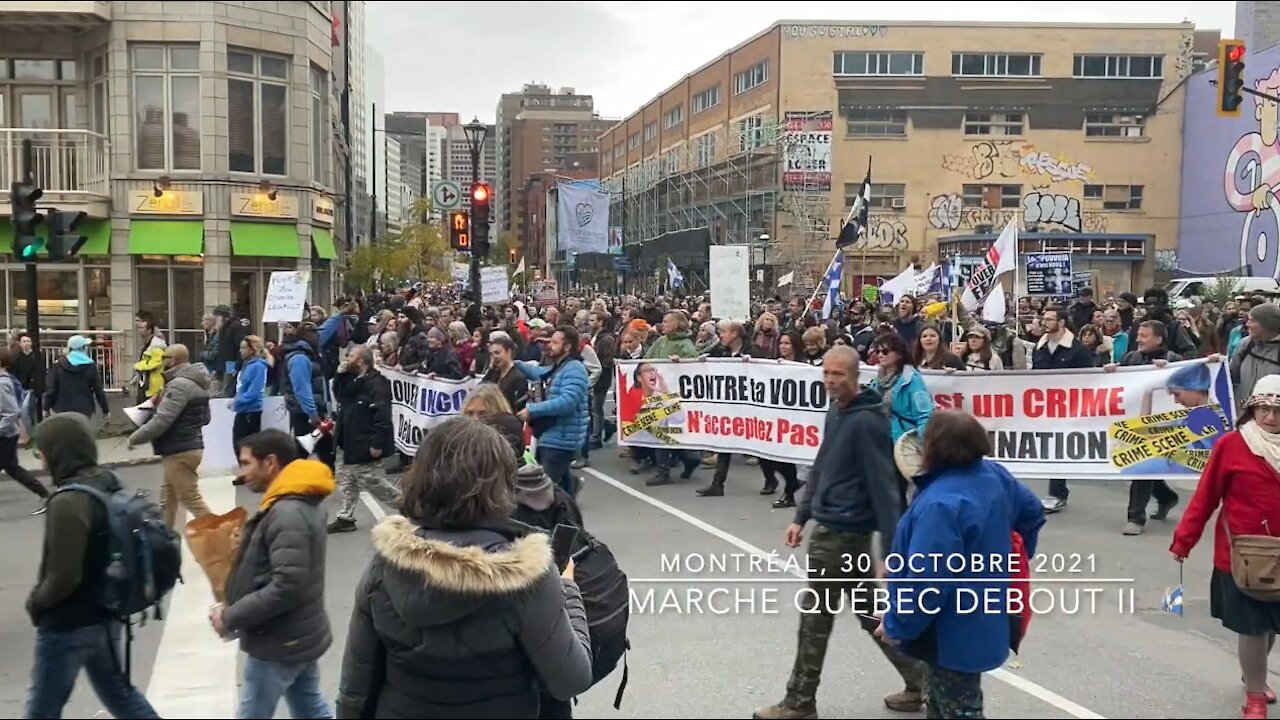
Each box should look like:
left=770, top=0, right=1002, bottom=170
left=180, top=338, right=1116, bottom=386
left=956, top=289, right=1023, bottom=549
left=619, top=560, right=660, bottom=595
left=471, top=183, right=490, bottom=204
left=1229, top=44, right=1246, bottom=62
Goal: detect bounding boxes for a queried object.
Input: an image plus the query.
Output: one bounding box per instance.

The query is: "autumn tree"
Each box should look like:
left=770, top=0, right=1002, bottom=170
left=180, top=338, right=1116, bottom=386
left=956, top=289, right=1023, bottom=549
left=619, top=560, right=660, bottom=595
left=342, top=198, right=450, bottom=290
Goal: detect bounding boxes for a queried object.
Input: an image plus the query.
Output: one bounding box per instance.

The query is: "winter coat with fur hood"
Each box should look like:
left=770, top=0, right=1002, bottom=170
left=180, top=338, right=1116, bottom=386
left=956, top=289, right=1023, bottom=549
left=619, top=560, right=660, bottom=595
left=336, top=515, right=593, bottom=719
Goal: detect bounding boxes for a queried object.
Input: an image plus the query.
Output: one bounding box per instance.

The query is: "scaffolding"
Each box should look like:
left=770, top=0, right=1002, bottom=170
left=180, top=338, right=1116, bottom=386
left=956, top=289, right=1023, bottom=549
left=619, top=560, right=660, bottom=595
left=605, top=118, right=781, bottom=283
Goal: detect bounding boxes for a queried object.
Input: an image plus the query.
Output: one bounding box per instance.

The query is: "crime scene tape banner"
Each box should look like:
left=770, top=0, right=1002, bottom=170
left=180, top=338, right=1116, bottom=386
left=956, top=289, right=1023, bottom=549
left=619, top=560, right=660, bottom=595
left=381, top=366, right=481, bottom=456
left=614, top=357, right=1235, bottom=478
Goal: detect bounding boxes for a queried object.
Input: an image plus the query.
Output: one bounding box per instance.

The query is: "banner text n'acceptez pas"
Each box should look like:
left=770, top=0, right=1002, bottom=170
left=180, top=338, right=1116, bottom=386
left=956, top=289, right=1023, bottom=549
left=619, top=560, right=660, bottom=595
left=613, top=358, right=1235, bottom=480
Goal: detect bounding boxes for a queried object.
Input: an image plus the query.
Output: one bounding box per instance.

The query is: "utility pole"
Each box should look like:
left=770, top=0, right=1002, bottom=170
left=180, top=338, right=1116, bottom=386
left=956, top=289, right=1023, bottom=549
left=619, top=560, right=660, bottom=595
left=370, top=101, right=377, bottom=244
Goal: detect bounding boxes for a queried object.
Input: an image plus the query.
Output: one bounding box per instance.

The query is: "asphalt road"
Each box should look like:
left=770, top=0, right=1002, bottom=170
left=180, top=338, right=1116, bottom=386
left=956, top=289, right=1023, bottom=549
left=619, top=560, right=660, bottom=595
left=0, top=449, right=1261, bottom=719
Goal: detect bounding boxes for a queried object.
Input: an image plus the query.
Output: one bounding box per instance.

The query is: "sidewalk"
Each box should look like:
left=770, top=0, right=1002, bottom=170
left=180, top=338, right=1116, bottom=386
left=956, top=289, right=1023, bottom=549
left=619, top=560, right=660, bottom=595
left=21, top=436, right=160, bottom=477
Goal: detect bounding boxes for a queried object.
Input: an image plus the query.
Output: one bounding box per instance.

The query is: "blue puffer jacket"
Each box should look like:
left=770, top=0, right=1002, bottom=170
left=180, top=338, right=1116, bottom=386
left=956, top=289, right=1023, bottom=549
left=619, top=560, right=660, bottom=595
left=869, top=365, right=934, bottom=442
left=518, top=358, right=589, bottom=452
left=883, top=458, right=1045, bottom=674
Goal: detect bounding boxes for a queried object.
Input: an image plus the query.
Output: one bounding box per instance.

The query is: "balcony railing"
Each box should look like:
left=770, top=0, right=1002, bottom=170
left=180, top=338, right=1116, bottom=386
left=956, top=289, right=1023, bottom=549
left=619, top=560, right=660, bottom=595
left=0, top=128, right=110, bottom=197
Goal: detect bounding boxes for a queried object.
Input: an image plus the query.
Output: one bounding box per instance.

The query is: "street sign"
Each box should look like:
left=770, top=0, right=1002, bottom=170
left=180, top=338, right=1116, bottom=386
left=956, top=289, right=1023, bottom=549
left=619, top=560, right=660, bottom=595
left=431, top=180, right=462, bottom=210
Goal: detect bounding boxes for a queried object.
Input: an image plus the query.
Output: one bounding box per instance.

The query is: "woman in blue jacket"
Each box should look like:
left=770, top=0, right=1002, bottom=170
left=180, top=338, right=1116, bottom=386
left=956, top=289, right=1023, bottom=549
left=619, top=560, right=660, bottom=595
left=877, top=410, right=1045, bottom=719
left=232, top=335, right=269, bottom=446
left=869, top=332, right=935, bottom=442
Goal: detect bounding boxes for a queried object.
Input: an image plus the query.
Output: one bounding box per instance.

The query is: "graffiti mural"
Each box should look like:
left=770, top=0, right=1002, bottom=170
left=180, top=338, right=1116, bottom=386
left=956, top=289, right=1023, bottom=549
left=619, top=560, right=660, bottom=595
left=847, top=215, right=908, bottom=252
left=1023, top=191, right=1082, bottom=232
left=941, top=141, right=1093, bottom=183
left=1155, top=249, right=1179, bottom=272
left=927, top=191, right=1107, bottom=233
left=1178, top=45, right=1280, bottom=278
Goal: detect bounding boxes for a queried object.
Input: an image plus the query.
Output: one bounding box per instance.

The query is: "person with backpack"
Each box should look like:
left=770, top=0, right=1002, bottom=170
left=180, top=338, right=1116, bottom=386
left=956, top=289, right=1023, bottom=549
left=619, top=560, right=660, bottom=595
left=214, top=429, right=336, bottom=719
left=336, top=416, right=593, bottom=718
left=25, top=412, right=163, bottom=719
left=0, top=347, right=50, bottom=514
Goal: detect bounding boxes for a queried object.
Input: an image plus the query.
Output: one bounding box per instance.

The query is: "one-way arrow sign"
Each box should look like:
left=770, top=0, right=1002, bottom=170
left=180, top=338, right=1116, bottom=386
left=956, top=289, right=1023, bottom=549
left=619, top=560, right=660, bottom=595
left=432, top=180, right=462, bottom=210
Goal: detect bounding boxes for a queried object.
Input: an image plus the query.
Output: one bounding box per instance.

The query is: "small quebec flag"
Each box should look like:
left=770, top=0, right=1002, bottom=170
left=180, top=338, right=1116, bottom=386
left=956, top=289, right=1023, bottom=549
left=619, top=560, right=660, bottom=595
left=1162, top=563, right=1185, bottom=616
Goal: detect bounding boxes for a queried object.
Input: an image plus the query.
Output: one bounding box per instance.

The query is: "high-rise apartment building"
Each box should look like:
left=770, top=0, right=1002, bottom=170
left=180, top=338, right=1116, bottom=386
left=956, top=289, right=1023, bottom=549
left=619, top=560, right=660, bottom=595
left=494, top=84, right=605, bottom=238
left=346, top=0, right=372, bottom=245
left=442, top=123, right=497, bottom=209
left=425, top=124, right=446, bottom=187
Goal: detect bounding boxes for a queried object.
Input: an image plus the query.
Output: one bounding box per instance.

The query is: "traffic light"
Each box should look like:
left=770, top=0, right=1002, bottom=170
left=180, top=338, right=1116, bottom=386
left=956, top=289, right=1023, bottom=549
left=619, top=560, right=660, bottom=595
left=470, top=182, right=491, bottom=256
left=1218, top=39, right=1247, bottom=117
left=47, top=210, right=88, bottom=260
left=509, top=248, right=517, bottom=264
left=448, top=210, right=470, bottom=251
left=10, top=180, right=44, bottom=261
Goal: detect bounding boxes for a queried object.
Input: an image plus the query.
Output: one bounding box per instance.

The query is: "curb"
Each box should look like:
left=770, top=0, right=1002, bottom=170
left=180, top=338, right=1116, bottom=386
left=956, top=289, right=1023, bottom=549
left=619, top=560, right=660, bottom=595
left=29, top=455, right=162, bottom=478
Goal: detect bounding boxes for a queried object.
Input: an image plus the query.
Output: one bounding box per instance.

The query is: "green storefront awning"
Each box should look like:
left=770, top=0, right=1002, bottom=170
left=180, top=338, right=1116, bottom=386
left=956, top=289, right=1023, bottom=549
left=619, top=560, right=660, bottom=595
left=0, top=219, right=112, bottom=256
left=312, top=228, right=337, bottom=260
left=129, top=219, right=204, bottom=255
left=230, top=221, right=300, bottom=258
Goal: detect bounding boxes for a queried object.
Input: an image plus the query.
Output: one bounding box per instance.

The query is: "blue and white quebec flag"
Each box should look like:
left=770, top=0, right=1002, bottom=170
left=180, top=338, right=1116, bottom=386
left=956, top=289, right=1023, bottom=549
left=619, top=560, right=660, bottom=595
left=667, top=258, right=684, bottom=289
left=556, top=181, right=610, bottom=253
left=822, top=251, right=844, bottom=319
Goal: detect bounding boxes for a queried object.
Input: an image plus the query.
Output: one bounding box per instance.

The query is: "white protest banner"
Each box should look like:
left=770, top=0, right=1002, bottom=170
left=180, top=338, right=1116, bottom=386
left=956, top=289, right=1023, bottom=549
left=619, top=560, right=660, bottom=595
left=263, top=271, right=310, bottom=323
left=614, top=358, right=1235, bottom=479
left=615, top=358, right=827, bottom=464
left=452, top=262, right=470, bottom=285
left=480, top=265, right=509, bottom=305
left=381, top=366, right=481, bottom=455
left=555, top=182, right=610, bottom=253
left=709, top=245, right=751, bottom=321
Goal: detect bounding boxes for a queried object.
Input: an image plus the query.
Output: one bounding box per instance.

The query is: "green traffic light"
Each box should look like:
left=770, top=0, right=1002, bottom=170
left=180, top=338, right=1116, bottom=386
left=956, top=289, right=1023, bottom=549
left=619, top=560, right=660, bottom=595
left=19, top=239, right=44, bottom=259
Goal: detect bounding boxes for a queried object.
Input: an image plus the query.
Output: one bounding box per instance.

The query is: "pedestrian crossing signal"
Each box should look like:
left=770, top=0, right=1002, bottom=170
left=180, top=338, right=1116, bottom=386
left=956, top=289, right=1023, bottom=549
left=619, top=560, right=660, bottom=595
left=448, top=210, right=470, bottom=250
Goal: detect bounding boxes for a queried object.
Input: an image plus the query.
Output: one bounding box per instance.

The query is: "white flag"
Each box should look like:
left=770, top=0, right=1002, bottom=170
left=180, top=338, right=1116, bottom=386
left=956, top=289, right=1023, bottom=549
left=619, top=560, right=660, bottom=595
left=879, top=264, right=918, bottom=302
left=515, top=257, right=526, bottom=275
left=960, top=219, right=1018, bottom=311
left=983, top=280, right=1006, bottom=324
left=776, top=271, right=795, bottom=288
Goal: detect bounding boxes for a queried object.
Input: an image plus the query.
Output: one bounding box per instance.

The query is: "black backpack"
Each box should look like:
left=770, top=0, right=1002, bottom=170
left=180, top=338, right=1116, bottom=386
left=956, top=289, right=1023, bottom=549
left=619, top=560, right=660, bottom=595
left=571, top=527, right=630, bottom=709
left=56, top=480, right=183, bottom=619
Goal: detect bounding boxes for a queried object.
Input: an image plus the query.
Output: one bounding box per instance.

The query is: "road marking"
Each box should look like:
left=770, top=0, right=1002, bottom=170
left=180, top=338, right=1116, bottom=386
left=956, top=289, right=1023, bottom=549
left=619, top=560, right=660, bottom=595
left=360, top=491, right=388, bottom=521
left=580, top=466, right=1107, bottom=720
left=147, top=475, right=240, bottom=719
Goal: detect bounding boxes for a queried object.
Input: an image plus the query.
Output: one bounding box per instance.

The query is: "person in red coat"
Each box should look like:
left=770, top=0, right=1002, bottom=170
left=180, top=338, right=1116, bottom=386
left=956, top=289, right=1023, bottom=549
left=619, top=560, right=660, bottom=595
left=1172, top=373, right=1280, bottom=719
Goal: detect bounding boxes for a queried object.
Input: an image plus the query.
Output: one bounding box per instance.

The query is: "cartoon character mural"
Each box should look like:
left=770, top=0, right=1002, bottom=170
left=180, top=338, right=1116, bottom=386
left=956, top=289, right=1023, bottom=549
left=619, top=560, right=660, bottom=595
left=1225, top=67, right=1280, bottom=276
left=1179, top=44, right=1280, bottom=278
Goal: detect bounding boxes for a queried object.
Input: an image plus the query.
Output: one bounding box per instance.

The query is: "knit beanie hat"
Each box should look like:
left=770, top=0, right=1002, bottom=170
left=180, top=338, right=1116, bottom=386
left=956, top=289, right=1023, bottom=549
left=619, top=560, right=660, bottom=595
left=1250, top=303, right=1280, bottom=335
left=514, top=462, right=554, bottom=512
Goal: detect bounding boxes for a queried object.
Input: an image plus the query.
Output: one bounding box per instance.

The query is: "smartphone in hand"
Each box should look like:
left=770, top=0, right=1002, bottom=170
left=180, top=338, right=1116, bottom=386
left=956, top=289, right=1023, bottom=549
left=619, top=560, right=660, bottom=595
left=551, top=524, right=579, bottom=573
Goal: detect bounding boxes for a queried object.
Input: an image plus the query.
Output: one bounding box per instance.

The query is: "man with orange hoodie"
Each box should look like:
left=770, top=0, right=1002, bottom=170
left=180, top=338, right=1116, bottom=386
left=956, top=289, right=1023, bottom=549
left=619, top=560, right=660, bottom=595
left=213, top=429, right=335, bottom=719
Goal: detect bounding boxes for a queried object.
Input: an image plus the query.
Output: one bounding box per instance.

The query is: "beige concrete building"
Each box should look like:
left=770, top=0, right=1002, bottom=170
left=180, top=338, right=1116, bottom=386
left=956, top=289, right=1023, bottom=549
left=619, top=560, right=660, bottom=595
left=600, top=19, right=1204, bottom=295
left=0, top=0, right=347, bottom=377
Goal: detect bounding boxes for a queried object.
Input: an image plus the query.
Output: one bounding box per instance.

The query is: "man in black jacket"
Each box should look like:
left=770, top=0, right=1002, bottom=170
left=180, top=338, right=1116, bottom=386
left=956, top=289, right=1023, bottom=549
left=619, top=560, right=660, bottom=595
left=755, top=346, right=926, bottom=720
left=25, top=413, right=159, bottom=718
left=1032, top=306, right=1096, bottom=514
left=328, top=346, right=400, bottom=534
left=698, top=320, right=752, bottom=498
left=215, top=429, right=335, bottom=719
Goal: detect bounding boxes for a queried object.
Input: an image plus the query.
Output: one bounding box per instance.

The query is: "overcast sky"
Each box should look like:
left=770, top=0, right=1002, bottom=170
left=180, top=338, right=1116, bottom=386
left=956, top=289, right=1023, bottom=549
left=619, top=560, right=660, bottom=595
left=367, top=1, right=1237, bottom=122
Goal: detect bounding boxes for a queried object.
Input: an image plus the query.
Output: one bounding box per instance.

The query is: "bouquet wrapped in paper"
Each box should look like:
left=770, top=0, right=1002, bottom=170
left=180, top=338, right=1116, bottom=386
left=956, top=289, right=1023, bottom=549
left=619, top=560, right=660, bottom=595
left=184, top=507, right=249, bottom=603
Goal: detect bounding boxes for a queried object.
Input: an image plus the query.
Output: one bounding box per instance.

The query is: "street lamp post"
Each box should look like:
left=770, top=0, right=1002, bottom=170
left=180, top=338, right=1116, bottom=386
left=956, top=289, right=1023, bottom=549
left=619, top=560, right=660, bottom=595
left=463, top=117, right=488, bottom=300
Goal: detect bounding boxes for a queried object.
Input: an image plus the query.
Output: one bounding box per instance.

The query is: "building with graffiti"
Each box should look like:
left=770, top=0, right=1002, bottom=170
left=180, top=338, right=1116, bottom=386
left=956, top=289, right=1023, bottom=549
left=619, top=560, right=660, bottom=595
left=1178, top=41, right=1280, bottom=280
left=597, top=19, right=1211, bottom=293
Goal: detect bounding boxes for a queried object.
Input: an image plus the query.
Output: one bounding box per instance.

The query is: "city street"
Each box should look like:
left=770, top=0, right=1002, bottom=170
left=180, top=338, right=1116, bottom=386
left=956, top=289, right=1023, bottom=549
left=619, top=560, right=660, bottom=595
left=0, top=450, right=1261, bottom=719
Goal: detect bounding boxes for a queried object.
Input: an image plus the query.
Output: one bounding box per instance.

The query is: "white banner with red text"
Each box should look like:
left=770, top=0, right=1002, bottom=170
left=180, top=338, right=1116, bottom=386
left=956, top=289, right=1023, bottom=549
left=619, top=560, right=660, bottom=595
left=613, top=358, right=1235, bottom=479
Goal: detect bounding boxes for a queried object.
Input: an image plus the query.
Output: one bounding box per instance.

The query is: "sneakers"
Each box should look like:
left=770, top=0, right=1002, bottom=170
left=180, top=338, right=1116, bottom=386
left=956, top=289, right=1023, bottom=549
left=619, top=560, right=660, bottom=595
left=326, top=517, right=356, bottom=534
left=883, top=689, right=925, bottom=712
left=752, top=701, right=817, bottom=719
left=1152, top=497, right=1180, bottom=521
left=30, top=501, right=47, bottom=516
left=772, top=496, right=796, bottom=509
left=1042, top=497, right=1067, bottom=514
left=570, top=458, right=589, bottom=469
left=1123, top=522, right=1144, bottom=536
left=1243, top=691, right=1268, bottom=719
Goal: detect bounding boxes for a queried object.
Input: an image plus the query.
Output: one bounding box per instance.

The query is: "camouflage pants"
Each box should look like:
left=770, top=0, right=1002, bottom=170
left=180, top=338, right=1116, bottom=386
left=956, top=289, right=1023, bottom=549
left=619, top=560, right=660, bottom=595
left=336, top=462, right=402, bottom=521
left=784, top=523, right=927, bottom=708
left=926, top=665, right=983, bottom=719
